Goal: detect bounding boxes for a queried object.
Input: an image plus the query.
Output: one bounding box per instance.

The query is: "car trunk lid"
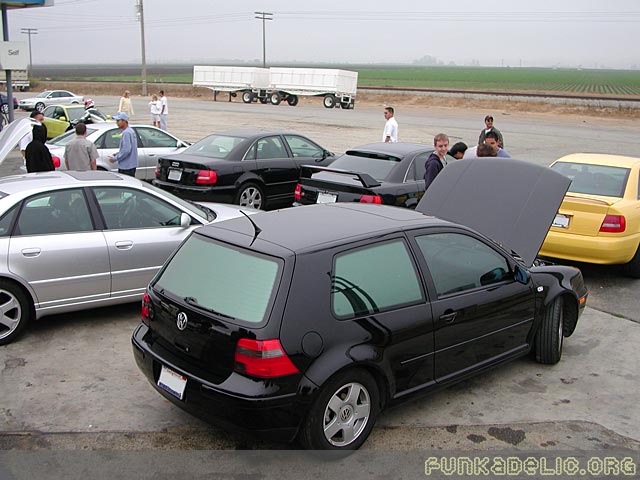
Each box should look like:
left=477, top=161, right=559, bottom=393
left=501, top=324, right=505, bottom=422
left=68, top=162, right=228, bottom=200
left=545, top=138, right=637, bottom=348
left=553, top=194, right=622, bottom=236
left=0, top=118, right=38, bottom=164
left=298, top=165, right=382, bottom=204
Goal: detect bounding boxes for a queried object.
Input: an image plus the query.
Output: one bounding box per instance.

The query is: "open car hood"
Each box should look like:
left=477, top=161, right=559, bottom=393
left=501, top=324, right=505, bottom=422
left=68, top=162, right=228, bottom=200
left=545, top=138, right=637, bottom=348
left=416, top=158, right=570, bottom=266
left=0, top=118, right=37, bottom=165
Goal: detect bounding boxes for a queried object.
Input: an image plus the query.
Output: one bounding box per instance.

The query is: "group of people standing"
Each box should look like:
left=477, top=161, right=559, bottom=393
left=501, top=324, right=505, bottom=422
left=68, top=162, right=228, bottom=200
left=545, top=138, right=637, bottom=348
left=381, top=107, right=510, bottom=191
left=117, top=89, right=169, bottom=131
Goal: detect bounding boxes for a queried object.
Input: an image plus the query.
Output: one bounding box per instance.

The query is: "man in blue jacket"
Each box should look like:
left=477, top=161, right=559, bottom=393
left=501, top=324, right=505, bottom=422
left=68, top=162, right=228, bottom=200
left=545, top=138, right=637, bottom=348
left=108, top=112, right=138, bottom=177
left=424, top=133, right=449, bottom=191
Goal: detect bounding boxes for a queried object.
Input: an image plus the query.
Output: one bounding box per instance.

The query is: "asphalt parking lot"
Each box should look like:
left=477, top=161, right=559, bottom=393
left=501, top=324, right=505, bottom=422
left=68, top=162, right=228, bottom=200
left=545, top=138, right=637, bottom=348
left=0, top=94, right=638, bottom=478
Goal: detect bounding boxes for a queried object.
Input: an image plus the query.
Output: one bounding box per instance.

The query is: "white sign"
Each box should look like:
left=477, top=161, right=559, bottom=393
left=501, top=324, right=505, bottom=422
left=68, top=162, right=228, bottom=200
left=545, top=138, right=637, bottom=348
left=0, top=41, right=28, bottom=70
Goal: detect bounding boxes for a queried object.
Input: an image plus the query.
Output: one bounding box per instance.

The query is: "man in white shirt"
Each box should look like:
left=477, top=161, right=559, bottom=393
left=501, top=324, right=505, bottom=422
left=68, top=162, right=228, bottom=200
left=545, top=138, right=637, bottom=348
left=382, top=106, right=398, bottom=143
left=159, top=90, right=168, bottom=131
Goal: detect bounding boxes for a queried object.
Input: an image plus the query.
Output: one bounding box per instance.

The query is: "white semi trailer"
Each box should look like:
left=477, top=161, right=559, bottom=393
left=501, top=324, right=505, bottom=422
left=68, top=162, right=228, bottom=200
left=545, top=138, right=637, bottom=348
left=0, top=70, right=30, bottom=91
left=192, top=66, right=358, bottom=109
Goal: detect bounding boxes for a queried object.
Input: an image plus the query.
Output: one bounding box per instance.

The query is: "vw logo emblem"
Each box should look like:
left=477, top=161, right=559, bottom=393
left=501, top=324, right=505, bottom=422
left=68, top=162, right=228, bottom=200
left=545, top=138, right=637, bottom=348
left=176, top=312, right=188, bottom=331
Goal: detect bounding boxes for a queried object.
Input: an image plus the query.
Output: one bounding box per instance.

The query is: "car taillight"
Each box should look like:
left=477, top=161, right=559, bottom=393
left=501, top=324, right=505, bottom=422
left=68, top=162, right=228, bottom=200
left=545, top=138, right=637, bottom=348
left=234, top=338, right=299, bottom=378
left=52, top=156, right=61, bottom=168
left=196, top=170, right=217, bottom=184
left=155, top=164, right=159, bottom=178
left=141, top=292, right=151, bottom=325
left=600, top=214, right=626, bottom=233
left=359, top=194, right=382, bottom=204
left=294, top=183, right=302, bottom=201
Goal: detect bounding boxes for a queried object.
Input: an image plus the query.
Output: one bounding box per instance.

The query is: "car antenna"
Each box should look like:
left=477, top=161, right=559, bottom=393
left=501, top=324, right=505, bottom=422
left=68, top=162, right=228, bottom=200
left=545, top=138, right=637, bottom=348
left=240, top=210, right=262, bottom=245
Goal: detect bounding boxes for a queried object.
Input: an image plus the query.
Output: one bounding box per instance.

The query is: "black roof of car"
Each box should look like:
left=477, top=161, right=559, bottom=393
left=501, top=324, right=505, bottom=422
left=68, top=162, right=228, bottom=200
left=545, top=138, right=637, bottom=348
left=346, top=142, right=433, bottom=157
left=210, top=129, right=304, bottom=139
left=198, top=203, right=451, bottom=255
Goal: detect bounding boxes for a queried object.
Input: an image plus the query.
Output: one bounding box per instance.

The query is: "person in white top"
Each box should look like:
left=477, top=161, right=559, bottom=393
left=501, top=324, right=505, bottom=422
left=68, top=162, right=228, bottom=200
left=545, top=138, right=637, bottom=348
left=118, top=90, right=135, bottom=118
left=382, top=106, right=398, bottom=143
left=149, top=94, right=161, bottom=127
left=159, top=90, right=168, bottom=131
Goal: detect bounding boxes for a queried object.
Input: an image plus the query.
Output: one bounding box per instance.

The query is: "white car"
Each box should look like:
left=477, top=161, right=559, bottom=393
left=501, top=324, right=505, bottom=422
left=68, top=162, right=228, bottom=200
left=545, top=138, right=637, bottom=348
left=18, top=90, right=84, bottom=112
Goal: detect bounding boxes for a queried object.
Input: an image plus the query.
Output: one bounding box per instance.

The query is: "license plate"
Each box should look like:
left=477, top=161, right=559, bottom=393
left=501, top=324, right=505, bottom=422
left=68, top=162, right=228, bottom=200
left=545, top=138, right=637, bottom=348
left=158, top=365, right=187, bottom=400
left=168, top=168, right=182, bottom=181
left=317, top=192, right=337, bottom=203
left=552, top=213, right=570, bottom=229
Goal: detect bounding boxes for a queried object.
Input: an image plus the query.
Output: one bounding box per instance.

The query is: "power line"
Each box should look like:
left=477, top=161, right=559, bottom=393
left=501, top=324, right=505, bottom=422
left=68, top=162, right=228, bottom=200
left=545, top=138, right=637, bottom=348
left=20, top=27, right=37, bottom=76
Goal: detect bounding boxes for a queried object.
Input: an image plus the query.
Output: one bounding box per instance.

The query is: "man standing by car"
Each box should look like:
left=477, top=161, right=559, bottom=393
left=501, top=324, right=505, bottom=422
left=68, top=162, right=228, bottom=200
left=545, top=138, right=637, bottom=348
left=108, top=112, right=138, bottom=177
left=64, top=122, right=98, bottom=171
left=382, top=106, right=398, bottom=143
left=159, top=90, right=168, bottom=131
left=424, top=133, right=449, bottom=191
left=20, top=111, right=47, bottom=159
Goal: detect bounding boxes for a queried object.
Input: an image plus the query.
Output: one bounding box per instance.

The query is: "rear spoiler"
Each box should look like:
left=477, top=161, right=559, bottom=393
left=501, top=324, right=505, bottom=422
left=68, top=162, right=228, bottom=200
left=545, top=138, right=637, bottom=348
left=300, top=165, right=381, bottom=188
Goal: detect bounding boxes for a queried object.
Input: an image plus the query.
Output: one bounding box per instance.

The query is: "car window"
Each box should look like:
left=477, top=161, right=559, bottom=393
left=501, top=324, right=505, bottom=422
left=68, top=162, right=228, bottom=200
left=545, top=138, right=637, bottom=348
left=415, top=233, right=510, bottom=297
left=49, top=128, right=98, bottom=147
left=329, top=152, right=401, bottom=181
left=0, top=205, right=18, bottom=237
left=256, top=136, right=287, bottom=160
left=67, top=108, right=86, bottom=121
left=408, top=152, right=429, bottom=181
left=16, top=189, right=93, bottom=235
left=154, top=234, right=281, bottom=324
left=135, top=127, right=178, bottom=148
left=551, top=161, right=629, bottom=198
left=184, top=134, right=243, bottom=159
left=331, top=239, right=423, bottom=319
left=43, top=106, right=55, bottom=118
left=58, top=91, right=71, bottom=98
left=93, top=187, right=184, bottom=230
left=284, top=135, right=324, bottom=158
left=53, top=107, right=66, bottom=119
left=102, top=129, right=124, bottom=149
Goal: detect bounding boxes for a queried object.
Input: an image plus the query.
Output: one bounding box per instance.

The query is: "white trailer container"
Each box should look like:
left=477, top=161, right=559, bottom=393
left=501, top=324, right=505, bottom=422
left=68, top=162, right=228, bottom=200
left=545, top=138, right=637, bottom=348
left=0, top=70, right=30, bottom=91
left=192, top=65, right=269, bottom=102
left=267, top=67, right=358, bottom=108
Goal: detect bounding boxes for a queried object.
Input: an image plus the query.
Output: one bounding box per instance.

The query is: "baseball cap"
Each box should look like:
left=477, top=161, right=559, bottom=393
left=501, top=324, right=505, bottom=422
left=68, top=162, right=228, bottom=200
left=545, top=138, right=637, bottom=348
left=112, top=112, right=129, bottom=121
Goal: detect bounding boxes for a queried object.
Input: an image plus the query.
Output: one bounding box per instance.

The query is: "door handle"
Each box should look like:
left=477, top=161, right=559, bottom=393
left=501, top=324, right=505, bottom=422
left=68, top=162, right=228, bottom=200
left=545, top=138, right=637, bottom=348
left=115, top=241, right=134, bottom=250
left=21, top=248, right=41, bottom=257
left=440, top=311, right=457, bottom=324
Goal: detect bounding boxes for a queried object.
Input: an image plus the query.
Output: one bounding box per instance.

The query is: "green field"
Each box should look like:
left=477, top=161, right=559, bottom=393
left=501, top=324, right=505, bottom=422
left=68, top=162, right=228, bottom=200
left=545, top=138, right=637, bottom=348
left=45, top=66, right=640, bottom=96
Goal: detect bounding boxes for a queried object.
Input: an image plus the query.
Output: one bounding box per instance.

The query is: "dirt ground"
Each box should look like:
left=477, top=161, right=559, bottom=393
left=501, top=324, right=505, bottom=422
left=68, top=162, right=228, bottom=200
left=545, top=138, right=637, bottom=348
left=34, top=80, right=640, bottom=121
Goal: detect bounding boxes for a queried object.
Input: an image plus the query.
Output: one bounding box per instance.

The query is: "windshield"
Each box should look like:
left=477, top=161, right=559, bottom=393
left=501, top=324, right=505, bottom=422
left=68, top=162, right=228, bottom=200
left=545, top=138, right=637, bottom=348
left=35, top=91, right=52, bottom=98
left=48, top=128, right=99, bottom=146
left=183, top=134, right=245, bottom=159
left=67, top=108, right=87, bottom=121
left=329, top=152, right=401, bottom=181
left=153, top=234, right=281, bottom=324
left=551, top=161, right=629, bottom=198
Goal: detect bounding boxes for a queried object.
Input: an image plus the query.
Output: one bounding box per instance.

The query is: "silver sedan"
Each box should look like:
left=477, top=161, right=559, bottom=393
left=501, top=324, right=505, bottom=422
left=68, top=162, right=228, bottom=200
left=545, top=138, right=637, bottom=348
left=18, top=90, right=84, bottom=112
left=47, top=123, right=190, bottom=181
left=0, top=170, right=257, bottom=345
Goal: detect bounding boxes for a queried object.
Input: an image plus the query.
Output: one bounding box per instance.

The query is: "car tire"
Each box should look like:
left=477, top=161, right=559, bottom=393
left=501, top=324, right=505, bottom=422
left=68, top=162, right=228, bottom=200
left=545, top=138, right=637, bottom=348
left=622, top=245, right=640, bottom=278
left=323, top=95, right=336, bottom=108
left=535, top=296, right=564, bottom=365
left=35, top=102, right=45, bottom=113
left=0, top=103, right=8, bottom=115
left=0, top=279, right=33, bottom=346
left=287, top=95, right=299, bottom=106
left=270, top=92, right=282, bottom=106
left=298, top=368, right=380, bottom=450
left=235, top=182, right=265, bottom=210
left=242, top=91, right=254, bottom=103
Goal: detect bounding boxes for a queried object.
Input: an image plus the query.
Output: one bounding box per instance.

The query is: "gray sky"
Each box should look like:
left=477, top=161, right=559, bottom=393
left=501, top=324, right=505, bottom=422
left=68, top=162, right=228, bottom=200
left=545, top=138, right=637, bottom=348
left=5, top=0, right=640, bottom=69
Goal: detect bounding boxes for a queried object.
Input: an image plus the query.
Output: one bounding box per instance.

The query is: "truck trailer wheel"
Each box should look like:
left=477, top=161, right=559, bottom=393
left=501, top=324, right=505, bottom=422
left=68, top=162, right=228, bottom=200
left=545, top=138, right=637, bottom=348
left=270, top=92, right=282, bottom=105
left=287, top=95, right=299, bottom=106
left=242, top=91, right=254, bottom=103
left=323, top=95, right=336, bottom=108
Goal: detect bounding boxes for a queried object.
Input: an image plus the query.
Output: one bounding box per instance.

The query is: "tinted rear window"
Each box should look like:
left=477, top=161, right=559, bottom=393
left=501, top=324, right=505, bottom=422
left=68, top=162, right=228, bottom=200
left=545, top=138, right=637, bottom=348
left=153, top=234, right=281, bottom=324
left=183, top=134, right=245, bottom=159
left=329, top=152, right=401, bottom=181
left=551, top=161, right=629, bottom=197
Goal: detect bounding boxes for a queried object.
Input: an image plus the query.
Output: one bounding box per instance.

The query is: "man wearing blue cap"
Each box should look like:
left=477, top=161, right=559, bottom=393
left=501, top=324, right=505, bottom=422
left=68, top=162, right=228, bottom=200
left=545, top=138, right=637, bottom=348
left=108, top=112, right=138, bottom=177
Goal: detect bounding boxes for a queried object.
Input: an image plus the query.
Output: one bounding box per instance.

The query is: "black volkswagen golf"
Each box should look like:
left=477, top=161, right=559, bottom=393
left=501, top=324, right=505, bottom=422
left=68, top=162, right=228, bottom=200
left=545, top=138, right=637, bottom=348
left=153, top=129, right=335, bottom=210
left=133, top=158, right=588, bottom=450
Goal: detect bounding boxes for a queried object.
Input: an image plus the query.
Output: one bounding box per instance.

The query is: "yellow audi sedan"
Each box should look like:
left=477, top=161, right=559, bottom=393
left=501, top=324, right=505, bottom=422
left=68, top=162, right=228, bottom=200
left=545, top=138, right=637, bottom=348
left=540, top=153, right=640, bottom=276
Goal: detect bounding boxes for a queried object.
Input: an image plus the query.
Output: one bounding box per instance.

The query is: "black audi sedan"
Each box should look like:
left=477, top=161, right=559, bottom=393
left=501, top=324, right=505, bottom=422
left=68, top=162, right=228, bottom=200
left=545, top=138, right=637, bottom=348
left=293, top=142, right=434, bottom=208
left=133, top=158, right=588, bottom=451
left=153, top=129, right=335, bottom=210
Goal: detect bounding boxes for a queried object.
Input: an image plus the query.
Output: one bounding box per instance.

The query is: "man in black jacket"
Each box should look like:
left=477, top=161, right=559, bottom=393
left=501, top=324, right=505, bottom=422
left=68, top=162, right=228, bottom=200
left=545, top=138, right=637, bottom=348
left=25, top=125, right=55, bottom=172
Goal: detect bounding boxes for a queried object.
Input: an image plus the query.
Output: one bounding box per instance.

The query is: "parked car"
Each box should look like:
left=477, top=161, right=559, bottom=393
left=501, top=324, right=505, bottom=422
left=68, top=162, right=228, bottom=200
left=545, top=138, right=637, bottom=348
left=540, top=153, right=640, bottom=276
left=46, top=122, right=190, bottom=180
left=0, top=166, right=257, bottom=345
left=294, top=142, right=433, bottom=208
left=42, top=104, right=108, bottom=139
left=18, top=90, right=84, bottom=112
left=0, top=92, right=18, bottom=114
left=133, top=158, right=587, bottom=451
left=153, top=129, right=336, bottom=210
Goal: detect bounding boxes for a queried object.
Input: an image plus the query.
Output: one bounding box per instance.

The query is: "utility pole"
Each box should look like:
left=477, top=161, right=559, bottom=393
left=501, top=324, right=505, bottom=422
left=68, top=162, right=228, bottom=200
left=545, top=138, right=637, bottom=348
left=20, top=27, right=37, bottom=77
left=254, top=11, right=273, bottom=68
left=136, top=0, right=147, bottom=95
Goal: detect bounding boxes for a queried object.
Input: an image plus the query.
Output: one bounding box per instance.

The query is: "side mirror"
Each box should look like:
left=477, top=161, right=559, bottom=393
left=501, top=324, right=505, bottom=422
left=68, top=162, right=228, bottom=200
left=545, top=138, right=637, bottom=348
left=317, top=150, right=332, bottom=162
left=59, top=116, right=67, bottom=122
left=180, top=212, right=191, bottom=228
left=514, top=265, right=530, bottom=284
